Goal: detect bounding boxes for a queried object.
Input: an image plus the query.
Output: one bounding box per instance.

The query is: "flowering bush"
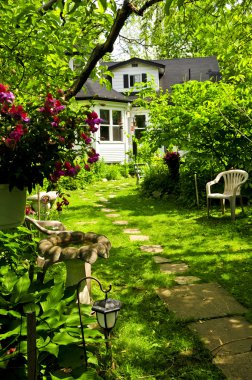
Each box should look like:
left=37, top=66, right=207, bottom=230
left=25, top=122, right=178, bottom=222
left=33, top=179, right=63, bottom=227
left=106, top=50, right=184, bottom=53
left=163, top=151, right=180, bottom=180
left=0, top=84, right=101, bottom=192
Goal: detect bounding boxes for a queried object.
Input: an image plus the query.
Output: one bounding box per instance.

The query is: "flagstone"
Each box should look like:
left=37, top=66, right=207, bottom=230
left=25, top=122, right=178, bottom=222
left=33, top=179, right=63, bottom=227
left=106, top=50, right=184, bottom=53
left=75, top=221, right=98, bottom=225
left=189, top=316, right=252, bottom=356
left=159, top=262, right=188, bottom=274
left=123, top=228, right=141, bottom=234
left=156, top=283, right=247, bottom=320
left=129, top=235, right=149, bottom=241
left=106, top=213, right=120, bottom=218
left=101, top=208, right=116, bottom=213
left=108, top=194, right=116, bottom=198
left=140, top=245, right=164, bottom=253
left=174, top=276, right=201, bottom=285
left=112, top=220, right=129, bottom=225
left=153, top=256, right=172, bottom=263
left=99, top=197, right=109, bottom=202
left=213, top=352, right=252, bottom=380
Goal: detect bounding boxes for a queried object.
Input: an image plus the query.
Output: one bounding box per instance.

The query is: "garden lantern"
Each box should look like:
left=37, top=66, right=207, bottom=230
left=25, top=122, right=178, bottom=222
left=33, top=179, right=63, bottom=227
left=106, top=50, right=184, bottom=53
left=92, top=297, right=121, bottom=336
left=76, top=276, right=121, bottom=368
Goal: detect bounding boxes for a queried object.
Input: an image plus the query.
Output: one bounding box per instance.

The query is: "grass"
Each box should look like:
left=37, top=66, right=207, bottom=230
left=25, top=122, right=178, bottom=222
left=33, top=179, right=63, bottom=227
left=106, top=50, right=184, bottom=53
left=54, top=177, right=252, bottom=379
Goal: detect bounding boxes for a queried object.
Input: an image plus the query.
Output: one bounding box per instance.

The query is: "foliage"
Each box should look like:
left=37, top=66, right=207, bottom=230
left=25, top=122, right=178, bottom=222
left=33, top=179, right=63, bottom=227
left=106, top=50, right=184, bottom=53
left=139, top=159, right=176, bottom=198
left=0, top=84, right=101, bottom=192
left=58, top=161, right=130, bottom=191
left=0, top=227, right=104, bottom=379
left=0, top=0, right=175, bottom=101
left=0, top=0, right=117, bottom=98
left=139, top=0, right=252, bottom=83
left=163, top=151, right=180, bottom=180
left=134, top=79, right=252, bottom=204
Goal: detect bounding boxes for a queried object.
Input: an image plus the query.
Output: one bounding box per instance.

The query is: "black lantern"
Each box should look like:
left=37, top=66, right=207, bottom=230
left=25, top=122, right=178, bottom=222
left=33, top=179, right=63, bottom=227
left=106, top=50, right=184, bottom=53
left=92, top=297, right=121, bottom=336
left=76, top=276, right=121, bottom=368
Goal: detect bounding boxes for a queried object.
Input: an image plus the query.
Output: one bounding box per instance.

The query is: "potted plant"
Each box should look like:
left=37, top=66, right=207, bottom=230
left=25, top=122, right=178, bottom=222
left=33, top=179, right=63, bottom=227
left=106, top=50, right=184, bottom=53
left=0, top=84, right=101, bottom=228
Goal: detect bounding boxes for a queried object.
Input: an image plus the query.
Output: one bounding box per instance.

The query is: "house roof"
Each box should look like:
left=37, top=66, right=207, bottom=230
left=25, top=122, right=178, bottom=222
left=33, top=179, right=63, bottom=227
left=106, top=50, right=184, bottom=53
left=75, top=78, right=130, bottom=103
left=104, top=57, right=166, bottom=71
left=76, top=56, right=220, bottom=102
left=152, top=56, right=220, bottom=89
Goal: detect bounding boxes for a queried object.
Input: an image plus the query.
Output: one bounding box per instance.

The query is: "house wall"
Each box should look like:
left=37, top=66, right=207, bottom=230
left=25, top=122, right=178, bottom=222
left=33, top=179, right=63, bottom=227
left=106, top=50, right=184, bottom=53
left=111, top=63, right=160, bottom=92
left=93, top=101, right=130, bottom=163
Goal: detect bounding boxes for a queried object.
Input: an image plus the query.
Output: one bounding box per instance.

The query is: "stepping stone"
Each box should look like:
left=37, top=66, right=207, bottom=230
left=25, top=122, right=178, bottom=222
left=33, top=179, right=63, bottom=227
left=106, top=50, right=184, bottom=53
left=99, top=197, right=108, bottom=202
left=140, top=245, right=164, bottom=253
left=112, top=220, right=129, bottom=225
left=213, top=352, right=252, bottom=380
left=101, top=208, right=116, bottom=213
left=106, top=213, right=120, bottom=218
left=153, top=256, right=172, bottom=264
left=129, top=235, right=149, bottom=241
left=156, top=283, right=247, bottom=320
left=95, top=193, right=103, bottom=196
left=159, top=262, right=188, bottom=274
left=109, top=194, right=116, bottom=198
left=76, top=221, right=97, bottom=225
left=123, top=228, right=141, bottom=234
left=174, top=276, right=201, bottom=285
left=189, top=316, right=252, bottom=356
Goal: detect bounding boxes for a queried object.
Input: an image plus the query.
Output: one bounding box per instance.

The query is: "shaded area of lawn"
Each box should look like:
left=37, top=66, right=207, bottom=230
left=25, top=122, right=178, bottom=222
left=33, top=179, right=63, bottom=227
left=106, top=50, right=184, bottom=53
left=58, top=178, right=252, bottom=379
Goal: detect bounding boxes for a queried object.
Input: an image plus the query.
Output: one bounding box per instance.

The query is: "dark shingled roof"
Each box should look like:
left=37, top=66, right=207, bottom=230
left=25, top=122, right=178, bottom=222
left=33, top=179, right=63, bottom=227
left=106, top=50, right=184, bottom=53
left=152, top=56, right=220, bottom=89
left=76, top=78, right=130, bottom=103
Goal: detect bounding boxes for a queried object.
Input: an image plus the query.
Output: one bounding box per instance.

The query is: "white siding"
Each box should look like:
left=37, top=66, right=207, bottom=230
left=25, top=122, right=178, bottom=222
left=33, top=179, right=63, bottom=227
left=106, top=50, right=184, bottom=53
left=92, top=102, right=130, bottom=163
left=111, top=63, right=159, bottom=92
left=97, top=143, right=126, bottom=163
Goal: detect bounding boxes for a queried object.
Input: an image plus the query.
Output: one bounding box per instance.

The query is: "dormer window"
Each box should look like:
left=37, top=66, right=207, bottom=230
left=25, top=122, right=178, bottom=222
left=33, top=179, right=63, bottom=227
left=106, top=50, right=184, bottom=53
left=123, top=73, right=147, bottom=88
left=132, top=63, right=138, bottom=67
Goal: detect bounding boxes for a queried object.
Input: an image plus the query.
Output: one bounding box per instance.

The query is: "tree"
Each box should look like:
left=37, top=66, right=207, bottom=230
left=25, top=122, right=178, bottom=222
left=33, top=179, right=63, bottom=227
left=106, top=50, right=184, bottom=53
left=136, top=79, right=252, bottom=170
left=0, top=0, right=169, bottom=102
left=138, top=0, right=252, bottom=82
left=2, top=0, right=250, bottom=103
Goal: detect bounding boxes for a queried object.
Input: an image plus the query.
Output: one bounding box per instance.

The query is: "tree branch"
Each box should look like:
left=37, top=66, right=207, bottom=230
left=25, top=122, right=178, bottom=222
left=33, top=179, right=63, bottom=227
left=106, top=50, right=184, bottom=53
left=38, top=0, right=59, bottom=15
left=65, top=0, right=164, bottom=100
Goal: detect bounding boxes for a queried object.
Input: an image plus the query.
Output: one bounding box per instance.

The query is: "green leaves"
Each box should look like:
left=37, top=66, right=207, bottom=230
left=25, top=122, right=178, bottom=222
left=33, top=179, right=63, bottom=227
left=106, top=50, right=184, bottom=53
left=40, top=282, right=65, bottom=312
left=165, top=0, right=174, bottom=14
left=10, top=273, right=31, bottom=304
left=165, top=0, right=185, bottom=14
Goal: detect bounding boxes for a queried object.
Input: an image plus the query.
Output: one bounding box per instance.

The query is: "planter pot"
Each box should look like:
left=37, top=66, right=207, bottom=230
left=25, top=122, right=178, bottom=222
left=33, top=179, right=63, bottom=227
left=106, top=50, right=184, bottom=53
left=0, top=184, right=27, bottom=229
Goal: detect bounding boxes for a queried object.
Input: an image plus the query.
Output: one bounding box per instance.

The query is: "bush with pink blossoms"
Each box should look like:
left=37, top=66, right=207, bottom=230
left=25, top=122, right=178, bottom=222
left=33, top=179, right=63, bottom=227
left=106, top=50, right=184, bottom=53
left=0, top=84, right=101, bottom=192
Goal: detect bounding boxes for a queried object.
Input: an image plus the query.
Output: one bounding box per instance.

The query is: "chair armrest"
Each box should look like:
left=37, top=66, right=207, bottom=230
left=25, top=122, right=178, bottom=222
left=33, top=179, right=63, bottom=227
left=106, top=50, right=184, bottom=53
left=206, top=178, right=219, bottom=195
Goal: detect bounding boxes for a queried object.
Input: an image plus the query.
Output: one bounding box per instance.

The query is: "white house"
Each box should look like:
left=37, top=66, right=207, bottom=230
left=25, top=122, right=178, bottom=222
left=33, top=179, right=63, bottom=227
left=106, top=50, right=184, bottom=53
left=76, top=57, right=220, bottom=163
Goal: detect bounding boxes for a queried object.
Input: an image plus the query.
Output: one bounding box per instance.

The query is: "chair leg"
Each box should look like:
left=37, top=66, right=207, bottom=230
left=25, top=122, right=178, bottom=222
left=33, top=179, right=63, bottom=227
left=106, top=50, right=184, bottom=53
left=221, top=199, right=225, bottom=214
left=207, top=197, right=210, bottom=217
left=230, top=197, right=236, bottom=221
left=240, top=195, right=245, bottom=213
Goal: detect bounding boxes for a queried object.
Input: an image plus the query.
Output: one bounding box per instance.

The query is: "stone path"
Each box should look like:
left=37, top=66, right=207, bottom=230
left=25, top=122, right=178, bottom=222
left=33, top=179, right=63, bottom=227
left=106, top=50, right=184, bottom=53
left=98, top=188, right=252, bottom=379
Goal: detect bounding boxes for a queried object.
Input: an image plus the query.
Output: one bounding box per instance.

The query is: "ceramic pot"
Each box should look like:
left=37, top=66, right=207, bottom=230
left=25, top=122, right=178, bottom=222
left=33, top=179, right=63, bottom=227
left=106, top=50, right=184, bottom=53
left=0, top=184, right=27, bottom=229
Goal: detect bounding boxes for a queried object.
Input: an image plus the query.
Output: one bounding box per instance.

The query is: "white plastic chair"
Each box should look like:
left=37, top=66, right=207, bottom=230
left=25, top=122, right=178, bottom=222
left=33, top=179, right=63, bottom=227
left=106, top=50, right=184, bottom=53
left=206, top=169, right=248, bottom=221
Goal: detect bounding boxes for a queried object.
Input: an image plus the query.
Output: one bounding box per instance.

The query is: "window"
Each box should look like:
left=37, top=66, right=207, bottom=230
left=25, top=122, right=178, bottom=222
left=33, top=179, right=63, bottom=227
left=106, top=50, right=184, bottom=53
left=134, top=115, right=146, bottom=140
left=123, top=73, right=147, bottom=88
left=100, top=109, right=123, bottom=142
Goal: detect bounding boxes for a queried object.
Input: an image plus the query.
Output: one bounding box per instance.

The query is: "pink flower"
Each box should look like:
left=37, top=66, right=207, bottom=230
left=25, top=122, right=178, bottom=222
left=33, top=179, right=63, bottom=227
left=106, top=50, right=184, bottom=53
left=8, top=105, right=30, bottom=122
left=81, top=132, right=92, bottom=144
left=64, top=161, right=72, bottom=170
left=84, top=164, right=90, bottom=171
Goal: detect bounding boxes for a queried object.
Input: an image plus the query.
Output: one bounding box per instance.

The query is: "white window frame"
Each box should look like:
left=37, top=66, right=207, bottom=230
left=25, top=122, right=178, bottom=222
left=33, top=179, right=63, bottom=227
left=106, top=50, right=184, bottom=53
left=99, top=109, right=123, bottom=143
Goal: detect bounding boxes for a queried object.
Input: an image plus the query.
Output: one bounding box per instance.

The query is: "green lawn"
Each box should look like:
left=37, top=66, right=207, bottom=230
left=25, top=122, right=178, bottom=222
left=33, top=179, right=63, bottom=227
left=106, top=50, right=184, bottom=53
left=57, top=177, right=252, bottom=379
